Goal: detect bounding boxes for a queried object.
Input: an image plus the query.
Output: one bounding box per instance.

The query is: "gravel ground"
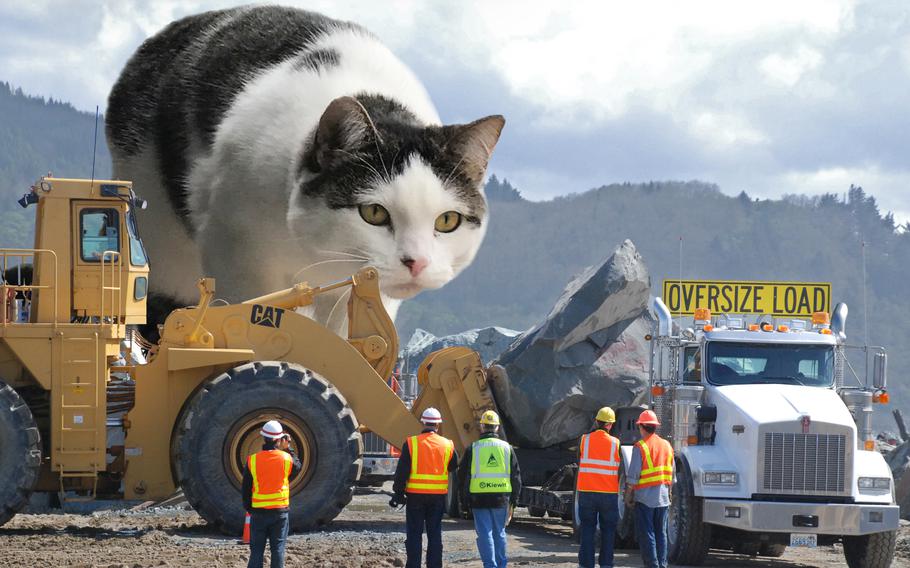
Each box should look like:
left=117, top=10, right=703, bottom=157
left=1, top=488, right=908, bottom=568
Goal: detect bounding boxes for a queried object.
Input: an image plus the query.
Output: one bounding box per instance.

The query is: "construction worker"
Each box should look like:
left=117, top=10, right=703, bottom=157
left=624, top=410, right=674, bottom=568
left=457, top=410, right=521, bottom=568
left=576, top=406, right=621, bottom=568
left=391, top=407, right=458, bottom=568
left=242, top=419, right=302, bottom=568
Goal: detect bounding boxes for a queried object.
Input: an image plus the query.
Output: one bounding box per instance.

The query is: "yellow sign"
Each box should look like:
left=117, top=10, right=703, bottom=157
left=662, top=280, right=831, bottom=317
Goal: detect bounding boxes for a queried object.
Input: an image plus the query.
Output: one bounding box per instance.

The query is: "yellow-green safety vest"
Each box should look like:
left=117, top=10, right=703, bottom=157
left=469, top=438, right=512, bottom=494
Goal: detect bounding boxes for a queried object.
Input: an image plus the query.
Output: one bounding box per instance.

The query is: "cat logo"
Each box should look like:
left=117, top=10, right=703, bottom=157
left=250, top=304, right=286, bottom=328
left=485, top=454, right=500, bottom=468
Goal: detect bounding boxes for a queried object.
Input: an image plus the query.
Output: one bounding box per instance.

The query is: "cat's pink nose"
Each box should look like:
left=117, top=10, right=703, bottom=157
left=401, top=256, right=428, bottom=277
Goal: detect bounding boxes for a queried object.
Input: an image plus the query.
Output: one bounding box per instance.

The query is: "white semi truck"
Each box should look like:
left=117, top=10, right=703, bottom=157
left=648, top=290, right=898, bottom=568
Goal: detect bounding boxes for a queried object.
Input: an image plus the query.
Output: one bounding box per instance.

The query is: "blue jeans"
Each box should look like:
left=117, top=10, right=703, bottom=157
left=473, top=507, right=509, bottom=568
left=577, top=492, right=618, bottom=568
left=405, top=494, right=446, bottom=568
left=635, top=502, right=668, bottom=568
left=247, top=509, right=289, bottom=568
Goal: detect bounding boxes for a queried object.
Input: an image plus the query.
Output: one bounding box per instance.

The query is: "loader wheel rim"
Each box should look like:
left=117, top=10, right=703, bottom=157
left=223, top=409, right=316, bottom=492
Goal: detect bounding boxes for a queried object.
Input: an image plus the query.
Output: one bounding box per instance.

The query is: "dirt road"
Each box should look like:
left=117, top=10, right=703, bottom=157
left=1, top=488, right=907, bottom=567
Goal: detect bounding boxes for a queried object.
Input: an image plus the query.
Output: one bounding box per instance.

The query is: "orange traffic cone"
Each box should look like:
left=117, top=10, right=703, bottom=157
left=242, top=513, right=251, bottom=544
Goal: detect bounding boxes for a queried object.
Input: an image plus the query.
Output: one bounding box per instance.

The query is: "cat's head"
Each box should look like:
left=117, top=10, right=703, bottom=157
left=290, top=95, right=504, bottom=300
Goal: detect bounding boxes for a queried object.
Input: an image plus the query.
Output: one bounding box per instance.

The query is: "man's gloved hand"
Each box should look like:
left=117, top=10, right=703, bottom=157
left=389, top=494, right=407, bottom=508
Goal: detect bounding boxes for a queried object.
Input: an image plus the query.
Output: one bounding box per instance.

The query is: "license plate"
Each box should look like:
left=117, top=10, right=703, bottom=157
left=790, top=533, right=818, bottom=548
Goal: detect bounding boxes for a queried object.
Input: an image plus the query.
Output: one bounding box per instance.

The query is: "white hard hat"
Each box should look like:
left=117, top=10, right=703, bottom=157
left=420, top=407, right=443, bottom=424
left=261, top=420, right=285, bottom=440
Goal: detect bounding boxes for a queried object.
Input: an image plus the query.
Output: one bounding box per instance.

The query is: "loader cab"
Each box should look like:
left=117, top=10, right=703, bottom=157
left=22, top=177, right=149, bottom=325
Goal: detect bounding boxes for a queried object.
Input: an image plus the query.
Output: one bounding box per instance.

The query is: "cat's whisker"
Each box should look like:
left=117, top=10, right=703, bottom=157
left=388, top=148, right=402, bottom=182
left=347, top=246, right=373, bottom=258
left=443, top=155, right=468, bottom=188
left=337, top=149, right=385, bottom=181
left=327, top=288, right=352, bottom=330
left=293, top=259, right=366, bottom=280
left=316, top=249, right=370, bottom=261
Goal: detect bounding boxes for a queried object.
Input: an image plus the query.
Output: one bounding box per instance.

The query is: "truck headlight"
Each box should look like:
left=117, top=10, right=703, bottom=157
left=704, top=471, right=738, bottom=485
left=858, top=477, right=891, bottom=491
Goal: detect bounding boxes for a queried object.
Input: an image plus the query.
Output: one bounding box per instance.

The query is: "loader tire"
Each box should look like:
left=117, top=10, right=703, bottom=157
left=668, top=460, right=711, bottom=565
left=0, top=381, right=41, bottom=526
left=174, top=362, right=361, bottom=535
left=843, top=530, right=897, bottom=568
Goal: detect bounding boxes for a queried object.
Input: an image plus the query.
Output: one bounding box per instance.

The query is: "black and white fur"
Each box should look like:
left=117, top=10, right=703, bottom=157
left=106, top=6, right=503, bottom=333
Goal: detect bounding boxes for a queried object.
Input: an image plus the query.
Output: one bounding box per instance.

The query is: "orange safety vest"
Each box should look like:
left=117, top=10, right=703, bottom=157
left=405, top=432, right=454, bottom=494
left=634, top=434, right=674, bottom=489
left=576, top=429, right=621, bottom=493
left=249, top=450, right=293, bottom=509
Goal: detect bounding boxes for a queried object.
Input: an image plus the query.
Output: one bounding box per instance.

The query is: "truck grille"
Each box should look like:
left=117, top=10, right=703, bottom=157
left=362, top=431, right=389, bottom=455
left=762, top=432, right=847, bottom=494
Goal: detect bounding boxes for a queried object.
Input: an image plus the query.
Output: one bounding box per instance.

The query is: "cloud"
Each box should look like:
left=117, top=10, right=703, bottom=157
left=0, top=1, right=907, bottom=223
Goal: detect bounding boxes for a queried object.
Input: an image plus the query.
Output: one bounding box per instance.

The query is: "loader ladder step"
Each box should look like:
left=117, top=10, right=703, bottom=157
left=57, top=470, right=99, bottom=502
left=53, top=333, right=105, bottom=490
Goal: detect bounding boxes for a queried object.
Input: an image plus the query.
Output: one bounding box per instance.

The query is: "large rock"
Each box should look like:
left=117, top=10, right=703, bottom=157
left=886, top=440, right=910, bottom=519
left=489, top=239, right=652, bottom=448
left=400, top=326, right=522, bottom=372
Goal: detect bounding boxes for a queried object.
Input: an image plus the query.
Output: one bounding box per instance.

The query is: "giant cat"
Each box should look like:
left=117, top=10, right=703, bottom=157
left=106, top=6, right=504, bottom=335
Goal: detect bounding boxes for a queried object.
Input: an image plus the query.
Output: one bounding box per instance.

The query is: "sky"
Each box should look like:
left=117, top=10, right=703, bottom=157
left=1, top=1, right=909, bottom=223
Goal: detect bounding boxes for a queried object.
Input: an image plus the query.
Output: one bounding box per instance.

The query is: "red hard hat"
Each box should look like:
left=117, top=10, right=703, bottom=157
left=636, top=410, right=660, bottom=426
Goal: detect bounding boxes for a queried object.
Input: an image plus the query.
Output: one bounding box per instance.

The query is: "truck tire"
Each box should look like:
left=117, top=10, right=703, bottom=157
left=528, top=506, right=546, bottom=518
left=0, top=381, right=41, bottom=526
left=615, top=460, right=636, bottom=549
left=668, top=460, right=711, bottom=565
left=759, top=543, right=787, bottom=557
left=446, top=472, right=462, bottom=518
left=174, top=362, right=361, bottom=535
left=843, top=530, right=897, bottom=568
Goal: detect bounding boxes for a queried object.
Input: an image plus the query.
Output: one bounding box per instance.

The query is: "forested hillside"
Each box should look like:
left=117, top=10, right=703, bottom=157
left=0, top=82, right=110, bottom=247
left=1, top=83, right=907, bottom=427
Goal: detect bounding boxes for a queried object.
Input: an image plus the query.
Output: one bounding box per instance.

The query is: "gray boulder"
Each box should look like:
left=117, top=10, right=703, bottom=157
left=400, top=326, right=522, bottom=372
left=488, top=239, right=652, bottom=448
left=886, top=441, right=910, bottom=518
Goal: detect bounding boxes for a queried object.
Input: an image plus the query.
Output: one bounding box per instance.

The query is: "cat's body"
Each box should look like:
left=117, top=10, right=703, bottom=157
left=106, top=6, right=503, bottom=333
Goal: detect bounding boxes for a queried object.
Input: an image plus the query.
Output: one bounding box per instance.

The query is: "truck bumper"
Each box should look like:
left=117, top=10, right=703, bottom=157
left=362, top=455, right=398, bottom=477
left=703, top=499, right=900, bottom=535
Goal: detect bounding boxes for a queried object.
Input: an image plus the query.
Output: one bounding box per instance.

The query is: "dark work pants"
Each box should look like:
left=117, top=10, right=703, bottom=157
left=248, top=509, right=289, bottom=568
left=577, top=491, right=619, bottom=568
left=405, top=493, right=446, bottom=568
left=635, top=502, right=668, bottom=568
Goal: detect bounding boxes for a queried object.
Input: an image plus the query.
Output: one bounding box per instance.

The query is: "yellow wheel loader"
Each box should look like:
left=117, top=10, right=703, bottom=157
left=0, top=177, right=496, bottom=533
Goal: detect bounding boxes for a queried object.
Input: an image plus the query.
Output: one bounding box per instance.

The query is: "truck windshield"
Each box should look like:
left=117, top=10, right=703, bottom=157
left=705, top=342, right=834, bottom=387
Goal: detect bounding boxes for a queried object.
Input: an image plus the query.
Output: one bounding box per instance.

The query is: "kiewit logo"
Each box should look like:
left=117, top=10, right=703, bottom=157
left=478, top=480, right=508, bottom=489
left=486, top=454, right=500, bottom=468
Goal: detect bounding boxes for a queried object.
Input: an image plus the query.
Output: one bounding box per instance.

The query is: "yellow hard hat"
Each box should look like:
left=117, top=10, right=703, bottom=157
left=480, top=410, right=501, bottom=426
left=596, top=407, right=616, bottom=423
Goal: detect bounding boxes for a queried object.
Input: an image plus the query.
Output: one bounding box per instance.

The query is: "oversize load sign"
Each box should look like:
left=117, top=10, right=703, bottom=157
left=662, top=280, right=831, bottom=317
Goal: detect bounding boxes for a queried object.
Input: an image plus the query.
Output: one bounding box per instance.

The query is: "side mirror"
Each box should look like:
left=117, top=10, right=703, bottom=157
left=873, top=352, right=887, bottom=390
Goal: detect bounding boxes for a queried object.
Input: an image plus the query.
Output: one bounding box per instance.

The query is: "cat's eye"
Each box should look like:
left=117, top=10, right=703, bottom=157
left=434, top=211, right=462, bottom=233
left=359, top=204, right=390, bottom=226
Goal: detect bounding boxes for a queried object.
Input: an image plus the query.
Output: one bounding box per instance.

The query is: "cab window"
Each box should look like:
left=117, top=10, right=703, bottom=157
left=126, top=210, right=148, bottom=266
left=684, top=346, right=702, bottom=383
left=80, top=209, right=120, bottom=262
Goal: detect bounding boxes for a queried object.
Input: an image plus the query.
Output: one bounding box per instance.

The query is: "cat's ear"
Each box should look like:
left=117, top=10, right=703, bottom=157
left=445, top=115, right=505, bottom=186
left=305, top=96, right=378, bottom=172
